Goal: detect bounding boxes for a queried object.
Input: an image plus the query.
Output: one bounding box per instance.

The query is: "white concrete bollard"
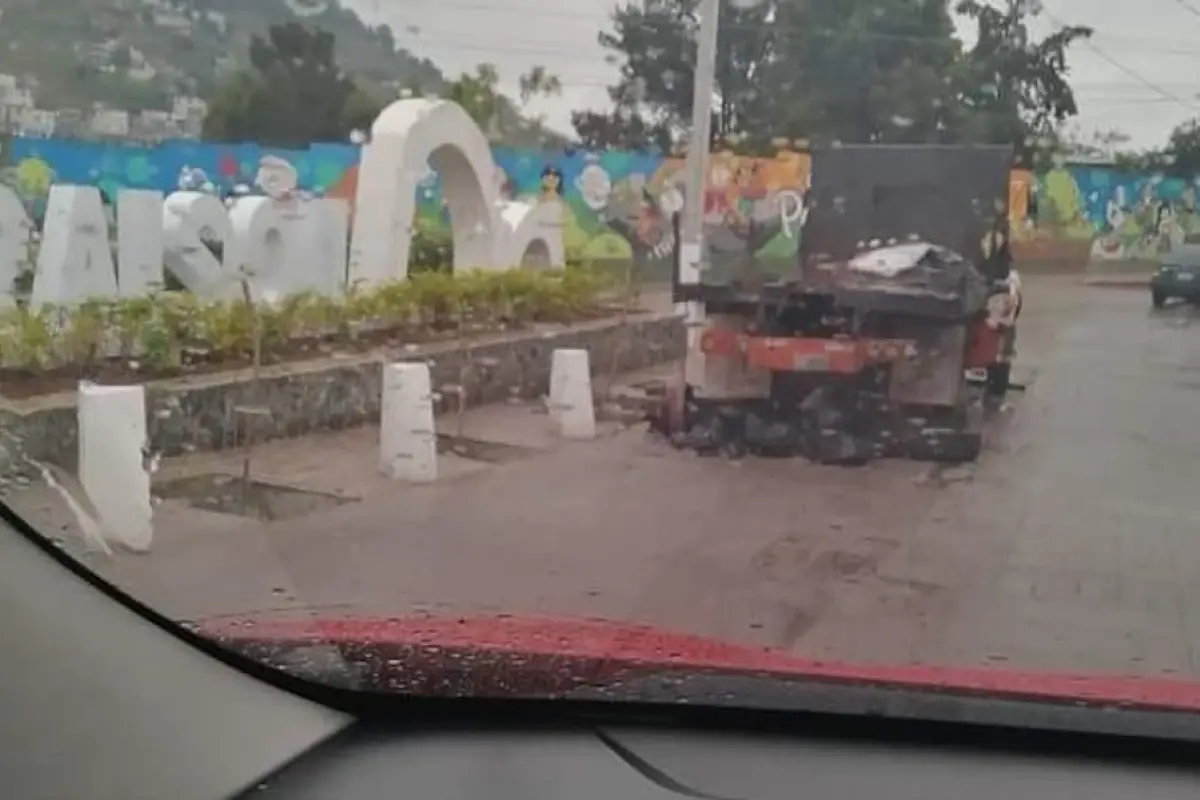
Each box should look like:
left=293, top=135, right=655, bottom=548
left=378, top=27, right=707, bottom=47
left=380, top=361, right=438, bottom=483
left=547, top=349, right=568, bottom=425
left=77, top=382, right=153, bottom=553
left=549, top=348, right=596, bottom=440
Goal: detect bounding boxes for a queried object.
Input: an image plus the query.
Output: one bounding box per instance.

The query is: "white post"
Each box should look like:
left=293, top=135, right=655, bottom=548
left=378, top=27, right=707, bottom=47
left=77, top=383, right=152, bottom=553
left=549, top=348, right=596, bottom=440
left=678, top=0, right=721, bottom=288
left=116, top=188, right=165, bottom=297
left=677, top=0, right=722, bottom=390
left=548, top=349, right=568, bottom=426
left=380, top=362, right=437, bottom=482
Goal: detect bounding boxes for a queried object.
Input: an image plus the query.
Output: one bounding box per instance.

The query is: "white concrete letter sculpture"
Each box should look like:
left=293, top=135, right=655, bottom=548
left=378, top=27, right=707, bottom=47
left=116, top=189, right=165, bottom=296
left=32, top=186, right=119, bottom=307
left=162, top=190, right=237, bottom=298
left=77, top=382, right=153, bottom=552
left=380, top=361, right=438, bottom=482
left=0, top=184, right=34, bottom=308
left=349, top=98, right=564, bottom=286
left=549, top=348, right=596, bottom=440
left=0, top=99, right=567, bottom=308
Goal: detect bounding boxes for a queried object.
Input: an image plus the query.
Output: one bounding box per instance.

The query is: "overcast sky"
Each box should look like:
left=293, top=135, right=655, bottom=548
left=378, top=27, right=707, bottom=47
left=341, top=0, right=1200, bottom=150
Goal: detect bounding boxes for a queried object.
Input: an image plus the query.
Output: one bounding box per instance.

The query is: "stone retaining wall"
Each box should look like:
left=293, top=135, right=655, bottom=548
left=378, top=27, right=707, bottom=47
left=0, top=312, right=684, bottom=475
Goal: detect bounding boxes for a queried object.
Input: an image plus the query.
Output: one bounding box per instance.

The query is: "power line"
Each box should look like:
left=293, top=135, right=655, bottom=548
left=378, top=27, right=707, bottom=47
left=1172, top=0, right=1200, bottom=19
left=1072, top=44, right=1199, bottom=111
left=1038, top=4, right=1200, bottom=114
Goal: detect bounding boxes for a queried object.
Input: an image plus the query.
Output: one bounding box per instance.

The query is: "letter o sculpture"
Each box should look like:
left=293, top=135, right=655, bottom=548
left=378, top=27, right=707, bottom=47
left=348, top=99, right=564, bottom=286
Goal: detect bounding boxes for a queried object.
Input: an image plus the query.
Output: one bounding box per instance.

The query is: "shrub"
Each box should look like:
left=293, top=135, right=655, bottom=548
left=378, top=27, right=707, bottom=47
left=408, top=223, right=453, bottom=274
left=0, top=265, right=615, bottom=374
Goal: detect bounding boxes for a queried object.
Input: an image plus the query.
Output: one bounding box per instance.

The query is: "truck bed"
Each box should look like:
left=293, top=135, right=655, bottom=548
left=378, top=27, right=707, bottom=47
left=676, top=243, right=993, bottom=320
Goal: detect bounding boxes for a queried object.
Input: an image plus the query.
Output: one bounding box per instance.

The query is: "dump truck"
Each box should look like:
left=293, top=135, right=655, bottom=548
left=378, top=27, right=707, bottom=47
left=657, top=144, right=1021, bottom=464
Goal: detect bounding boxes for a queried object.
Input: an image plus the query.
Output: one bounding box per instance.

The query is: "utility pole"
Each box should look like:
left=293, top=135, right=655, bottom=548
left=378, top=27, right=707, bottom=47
left=678, top=0, right=721, bottom=287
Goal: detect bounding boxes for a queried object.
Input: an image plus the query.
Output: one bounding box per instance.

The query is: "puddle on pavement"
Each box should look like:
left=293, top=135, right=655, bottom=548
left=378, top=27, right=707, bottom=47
left=154, top=473, right=358, bottom=521
left=437, top=434, right=538, bottom=464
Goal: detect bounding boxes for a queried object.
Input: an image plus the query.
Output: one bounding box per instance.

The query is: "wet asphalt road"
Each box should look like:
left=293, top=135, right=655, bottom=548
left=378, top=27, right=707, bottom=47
left=39, top=277, right=1200, bottom=676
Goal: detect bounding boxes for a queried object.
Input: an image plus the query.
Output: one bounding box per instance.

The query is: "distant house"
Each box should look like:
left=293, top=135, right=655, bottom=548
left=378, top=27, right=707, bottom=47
left=0, top=73, right=34, bottom=108
left=11, top=107, right=55, bottom=137
left=89, top=108, right=131, bottom=138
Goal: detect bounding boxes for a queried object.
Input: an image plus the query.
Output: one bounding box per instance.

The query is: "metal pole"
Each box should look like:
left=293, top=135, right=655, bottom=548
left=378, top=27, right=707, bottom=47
left=678, top=0, right=721, bottom=286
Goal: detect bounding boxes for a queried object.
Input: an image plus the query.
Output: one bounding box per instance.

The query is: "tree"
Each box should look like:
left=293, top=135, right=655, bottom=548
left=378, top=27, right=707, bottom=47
left=342, top=82, right=388, bottom=135
left=439, top=63, right=569, bottom=147
left=1161, top=120, right=1200, bottom=177
left=110, top=46, right=132, bottom=71
left=573, top=0, right=780, bottom=150
left=764, top=0, right=963, bottom=145
left=202, top=22, right=381, bottom=145
left=952, top=0, right=1092, bottom=162
left=518, top=65, right=562, bottom=105
left=573, top=108, right=674, bottom=152
left=443, top=63, right=503, bottom=138
left=579, top=0, right=1091, bottom=151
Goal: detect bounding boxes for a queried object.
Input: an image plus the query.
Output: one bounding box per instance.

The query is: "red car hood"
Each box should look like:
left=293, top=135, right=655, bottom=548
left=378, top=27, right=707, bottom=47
left=199, top=612, right=1200, bottom=714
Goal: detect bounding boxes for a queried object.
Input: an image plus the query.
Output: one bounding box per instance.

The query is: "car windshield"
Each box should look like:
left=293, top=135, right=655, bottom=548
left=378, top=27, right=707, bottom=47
left=4, top=0, right=1200, bottom=718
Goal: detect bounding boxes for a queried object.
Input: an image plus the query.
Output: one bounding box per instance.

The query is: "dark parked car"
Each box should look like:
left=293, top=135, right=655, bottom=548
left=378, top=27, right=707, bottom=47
left=1151, top=246, right=1200, bottom=308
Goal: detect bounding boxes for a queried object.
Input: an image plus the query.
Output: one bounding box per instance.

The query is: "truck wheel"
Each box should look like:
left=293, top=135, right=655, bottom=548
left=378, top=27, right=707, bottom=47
left=986, top=362, right=1011, bottom=397
left=1152, top=290, right=1167, bottom=309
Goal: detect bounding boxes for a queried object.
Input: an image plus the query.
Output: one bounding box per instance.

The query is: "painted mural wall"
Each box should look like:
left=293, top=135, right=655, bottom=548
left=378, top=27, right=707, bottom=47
left=0, top=137, right=805, bottom=271
left=0, top=135, right=1191, bottom=268
left=1016, top=165, right=1200, bottom=264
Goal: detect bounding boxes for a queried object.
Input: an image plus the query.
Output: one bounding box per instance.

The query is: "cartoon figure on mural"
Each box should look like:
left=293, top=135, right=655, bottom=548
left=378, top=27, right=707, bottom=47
left=1179, top=181, right=1200, bottom=238
left=631, top=193, right=669, bottom=259
left=1182, top=183, right=1197, bottom=215
left=741, top=163, right=769, bottom=206
left=0, top=142, right=52, bottom=224
left=255, top=155, right=300, bottom=202
left=0, top=142, right=40, bottom=252
left=1155, top=202, right=1176, bottom=254
left=575, top=158, right=612, bottom=212
left=1088, top=184, right=1127, bottom=261
left=177, top=165, right=213, bottom=193
left=593, top=169, right=673, bottom=262
left=539, top=165, right=564, bottom=202
left=658, top=181, right=684, bottom=219
left=1134, top=179, right=1162, bottom=254
left=703, top=160, right=735, bottom=225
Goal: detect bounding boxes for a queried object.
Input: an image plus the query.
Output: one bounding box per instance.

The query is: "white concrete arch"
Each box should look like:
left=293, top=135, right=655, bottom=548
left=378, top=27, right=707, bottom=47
left=495, top=199, right=565, bottom=269
left=520, top=239, right=552, bottom=269
left=348, top=99, right=567, bottom=286
left=348, top=99, right=498, bottom=285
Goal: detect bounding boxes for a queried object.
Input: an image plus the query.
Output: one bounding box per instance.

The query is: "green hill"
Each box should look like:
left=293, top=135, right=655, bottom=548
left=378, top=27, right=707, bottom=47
left=0, top=0, right=444, bottom=112
left=0, top=0, right=567, bottom=146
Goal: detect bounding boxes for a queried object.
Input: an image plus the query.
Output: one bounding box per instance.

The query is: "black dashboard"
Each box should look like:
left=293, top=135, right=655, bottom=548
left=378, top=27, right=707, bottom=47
left=253, top=723, right=1200, bottom=799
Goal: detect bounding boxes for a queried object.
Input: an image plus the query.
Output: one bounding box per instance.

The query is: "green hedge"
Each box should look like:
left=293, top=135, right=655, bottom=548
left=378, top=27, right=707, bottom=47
left=0, top=266, right=614, bottom=373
